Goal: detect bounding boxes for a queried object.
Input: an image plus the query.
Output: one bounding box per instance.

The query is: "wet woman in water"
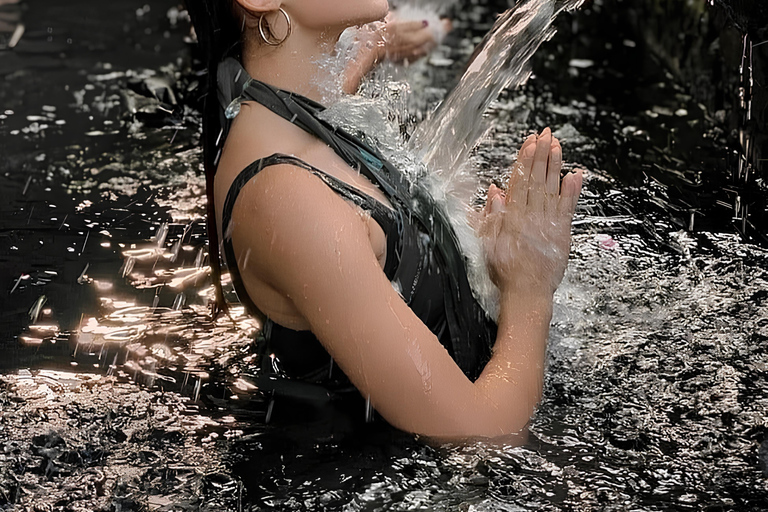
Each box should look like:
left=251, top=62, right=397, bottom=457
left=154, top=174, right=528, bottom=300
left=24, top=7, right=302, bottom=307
left=186, top=0, right=582, bottom=439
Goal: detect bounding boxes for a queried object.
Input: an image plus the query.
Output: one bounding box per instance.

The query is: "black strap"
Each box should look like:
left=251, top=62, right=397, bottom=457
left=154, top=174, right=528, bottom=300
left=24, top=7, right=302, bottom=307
left=219, top=67, right=495, bottom=380
left=221, top=153, right=400, bottom=315
left=239, top=80, right=406, bottom=201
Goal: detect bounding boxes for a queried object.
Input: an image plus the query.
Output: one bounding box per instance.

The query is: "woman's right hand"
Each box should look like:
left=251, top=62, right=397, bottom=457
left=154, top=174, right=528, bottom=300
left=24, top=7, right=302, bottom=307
left=479, top=128, right=582, bottom=298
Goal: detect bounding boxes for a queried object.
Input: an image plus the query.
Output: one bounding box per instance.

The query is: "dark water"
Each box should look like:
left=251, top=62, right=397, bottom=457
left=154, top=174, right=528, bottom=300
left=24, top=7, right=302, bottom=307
left=1, top=0, right=767, bottom=510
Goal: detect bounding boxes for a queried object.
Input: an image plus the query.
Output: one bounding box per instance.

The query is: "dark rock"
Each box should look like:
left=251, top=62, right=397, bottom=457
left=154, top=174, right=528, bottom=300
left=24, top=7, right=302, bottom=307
left=31, top=432, right=66, bottom=449
left=758, top=438, right=768, bottom=476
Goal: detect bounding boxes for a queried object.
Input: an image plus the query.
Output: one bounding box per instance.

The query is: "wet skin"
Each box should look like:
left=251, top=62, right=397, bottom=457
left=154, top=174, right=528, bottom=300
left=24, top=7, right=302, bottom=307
left=216, top=0, right=583, bottom=439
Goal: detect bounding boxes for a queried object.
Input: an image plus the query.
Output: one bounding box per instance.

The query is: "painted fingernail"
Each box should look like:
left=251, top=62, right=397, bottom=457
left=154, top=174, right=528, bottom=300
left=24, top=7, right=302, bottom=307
left=422, top=20, right=429, bottom=28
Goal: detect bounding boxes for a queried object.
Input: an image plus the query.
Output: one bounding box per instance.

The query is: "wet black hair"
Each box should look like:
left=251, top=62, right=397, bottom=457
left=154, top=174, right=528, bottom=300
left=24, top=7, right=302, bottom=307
left=184, top=0, right=242, bottom=316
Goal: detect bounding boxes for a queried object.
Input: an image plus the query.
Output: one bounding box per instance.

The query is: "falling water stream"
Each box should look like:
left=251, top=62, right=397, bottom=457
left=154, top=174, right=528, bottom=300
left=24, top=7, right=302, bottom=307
left=411, top=0, right=581, bottom=179
left=1, top=0, right=767, bottom=510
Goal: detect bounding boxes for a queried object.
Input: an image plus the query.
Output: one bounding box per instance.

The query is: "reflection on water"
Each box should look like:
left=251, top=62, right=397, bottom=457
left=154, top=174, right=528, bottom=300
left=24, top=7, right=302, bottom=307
left=1, top=0, right=768, bottom=510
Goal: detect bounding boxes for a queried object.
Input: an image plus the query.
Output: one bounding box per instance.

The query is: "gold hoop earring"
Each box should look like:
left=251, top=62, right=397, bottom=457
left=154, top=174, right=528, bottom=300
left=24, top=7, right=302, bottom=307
left=258, top=8, right=292, bottom=47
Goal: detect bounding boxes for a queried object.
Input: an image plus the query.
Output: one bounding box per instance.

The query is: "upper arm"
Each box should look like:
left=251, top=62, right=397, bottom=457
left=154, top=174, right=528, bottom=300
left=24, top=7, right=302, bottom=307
left=228, top=164, right=497, bottom=437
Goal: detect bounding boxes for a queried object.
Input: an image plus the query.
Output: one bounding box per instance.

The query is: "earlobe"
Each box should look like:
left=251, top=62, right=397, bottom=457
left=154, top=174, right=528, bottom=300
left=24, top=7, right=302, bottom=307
left=235, top=0, right=281, bottom=15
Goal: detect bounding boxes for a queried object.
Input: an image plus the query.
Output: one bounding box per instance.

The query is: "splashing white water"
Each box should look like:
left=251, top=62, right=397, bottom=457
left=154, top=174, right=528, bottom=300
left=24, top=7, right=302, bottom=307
left=322, top=0, right=585, bottom=318
left=411, top=0, right=586, bottom=178
left=411, top=0, right=585, bottom=318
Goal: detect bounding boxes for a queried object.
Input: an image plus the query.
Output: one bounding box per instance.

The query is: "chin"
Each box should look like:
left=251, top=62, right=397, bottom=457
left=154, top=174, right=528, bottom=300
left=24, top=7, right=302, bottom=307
left=371, top=0, right=390, bottom=20
left=349, top=1, right=389, bottom=26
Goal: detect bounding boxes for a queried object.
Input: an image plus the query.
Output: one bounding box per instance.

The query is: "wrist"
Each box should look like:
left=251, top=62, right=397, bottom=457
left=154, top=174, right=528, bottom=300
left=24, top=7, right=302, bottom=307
left=498, top=290, right=553, bottom=327
left=498, top=287, right=554, bottom=308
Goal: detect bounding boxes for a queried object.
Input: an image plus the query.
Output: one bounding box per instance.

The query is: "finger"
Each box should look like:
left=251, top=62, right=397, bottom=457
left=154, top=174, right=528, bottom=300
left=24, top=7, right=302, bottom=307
left=491, top=185, right=507, bottom=208
left=489, top=192, right=504, bottom=215
left=388, top=19, right=428, bottom=34
left=509, top=134, right=536, bottom=206
left=490, top=183, right=507, bottom=201
left=569, top=169, right=584, bottom=215
left=527, top=128, right=552, bottom=212
left=400, top=28, right=435, bottom=50
left=480, top=190, right=504, bottom=238
left=558, top=169, right=583, bottom=220
left=387, top=31, right=434, bottom=62
left=485, top=184, right=500, bottom=214
left=509, top=134, right=535, bottom=192
left=517, top=134, right=536, bottom=160
left=546, top=137, right=561, bottom=198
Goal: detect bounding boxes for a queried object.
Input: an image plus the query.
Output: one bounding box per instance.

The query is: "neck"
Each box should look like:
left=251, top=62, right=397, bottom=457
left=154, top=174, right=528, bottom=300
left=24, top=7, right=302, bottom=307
left=242, top=27, right=343, bottom=104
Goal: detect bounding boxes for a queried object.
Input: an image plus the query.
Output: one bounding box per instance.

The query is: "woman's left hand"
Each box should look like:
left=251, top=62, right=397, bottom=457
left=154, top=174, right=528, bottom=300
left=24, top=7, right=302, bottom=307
left=343, top=15, right=452, bottom=93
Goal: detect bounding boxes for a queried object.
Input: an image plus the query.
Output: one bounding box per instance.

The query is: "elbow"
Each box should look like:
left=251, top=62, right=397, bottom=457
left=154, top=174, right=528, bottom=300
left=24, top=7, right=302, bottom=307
left=380, top=391, right=535, bottom=442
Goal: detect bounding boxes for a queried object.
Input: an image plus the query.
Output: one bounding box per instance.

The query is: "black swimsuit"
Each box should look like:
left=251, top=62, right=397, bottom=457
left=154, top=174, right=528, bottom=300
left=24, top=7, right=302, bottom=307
left=217, top=58, right=496, bottom=411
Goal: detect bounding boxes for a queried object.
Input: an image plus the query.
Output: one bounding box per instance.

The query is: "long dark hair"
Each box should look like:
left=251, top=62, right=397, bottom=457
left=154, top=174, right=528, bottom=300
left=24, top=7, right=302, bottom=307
left=185, top=0, right=241, bottom=316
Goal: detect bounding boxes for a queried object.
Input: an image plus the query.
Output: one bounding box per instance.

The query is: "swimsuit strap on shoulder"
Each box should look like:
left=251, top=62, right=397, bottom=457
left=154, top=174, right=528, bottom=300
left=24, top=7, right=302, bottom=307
left=217, top=59, right=495, bottom=380
left=239, top=80, right=406, bottom=201
left=222, top=153, right=396, bottom=239
left=221, top=153, right=400, bottom=315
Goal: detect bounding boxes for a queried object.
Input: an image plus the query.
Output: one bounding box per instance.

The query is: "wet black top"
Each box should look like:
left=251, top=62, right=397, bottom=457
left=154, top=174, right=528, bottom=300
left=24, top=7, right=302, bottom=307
left=216, top=58, right=495, bottom=403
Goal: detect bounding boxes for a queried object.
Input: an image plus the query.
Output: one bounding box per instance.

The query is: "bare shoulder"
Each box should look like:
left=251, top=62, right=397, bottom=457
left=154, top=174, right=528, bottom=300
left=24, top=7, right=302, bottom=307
left=227, top=163, right=374, bottom=291
left=225, top=162, right=483, bottom=437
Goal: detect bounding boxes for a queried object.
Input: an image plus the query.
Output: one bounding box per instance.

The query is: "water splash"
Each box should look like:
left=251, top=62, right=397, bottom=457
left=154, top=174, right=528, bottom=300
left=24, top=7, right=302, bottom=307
left=224, top=98, right=242, bottom=120
left=402, top=0, right=586, bottom=317
left=410, top=0, right=585, bottom=181
left=321, top=0, right=587, bottom=318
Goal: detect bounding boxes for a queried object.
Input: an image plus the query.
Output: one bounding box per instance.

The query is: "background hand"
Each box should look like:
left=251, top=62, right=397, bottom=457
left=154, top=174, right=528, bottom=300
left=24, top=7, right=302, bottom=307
left=342, top=15, right=452, bottom=93
left=382, top=15, right=452, bottom=63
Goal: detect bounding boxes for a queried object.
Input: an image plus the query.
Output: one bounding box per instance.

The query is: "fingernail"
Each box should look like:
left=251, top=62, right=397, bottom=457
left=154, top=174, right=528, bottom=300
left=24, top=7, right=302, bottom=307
left=524, top=143, right=536, bottom=158
left=422, top=20, right=429, bottom=28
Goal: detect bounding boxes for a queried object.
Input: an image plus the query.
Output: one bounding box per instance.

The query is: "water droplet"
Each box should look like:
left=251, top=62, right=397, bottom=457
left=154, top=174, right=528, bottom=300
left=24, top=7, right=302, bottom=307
left=225, top=99, right=242, bottom=120
left=172, top=293, right=186, bottom=310
left=365, top=395, right=374, bottom=423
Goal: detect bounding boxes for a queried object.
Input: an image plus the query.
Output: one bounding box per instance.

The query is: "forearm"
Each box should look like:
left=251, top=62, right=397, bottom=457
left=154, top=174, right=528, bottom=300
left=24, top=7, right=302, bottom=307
left=343, top=44, right=384, bottom=94
left=473, top=291, right=554, bottom=436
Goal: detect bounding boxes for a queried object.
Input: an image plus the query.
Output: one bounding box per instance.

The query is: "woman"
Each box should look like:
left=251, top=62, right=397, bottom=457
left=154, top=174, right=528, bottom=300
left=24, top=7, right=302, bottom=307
left=186, top=0, right=582, bottom=440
